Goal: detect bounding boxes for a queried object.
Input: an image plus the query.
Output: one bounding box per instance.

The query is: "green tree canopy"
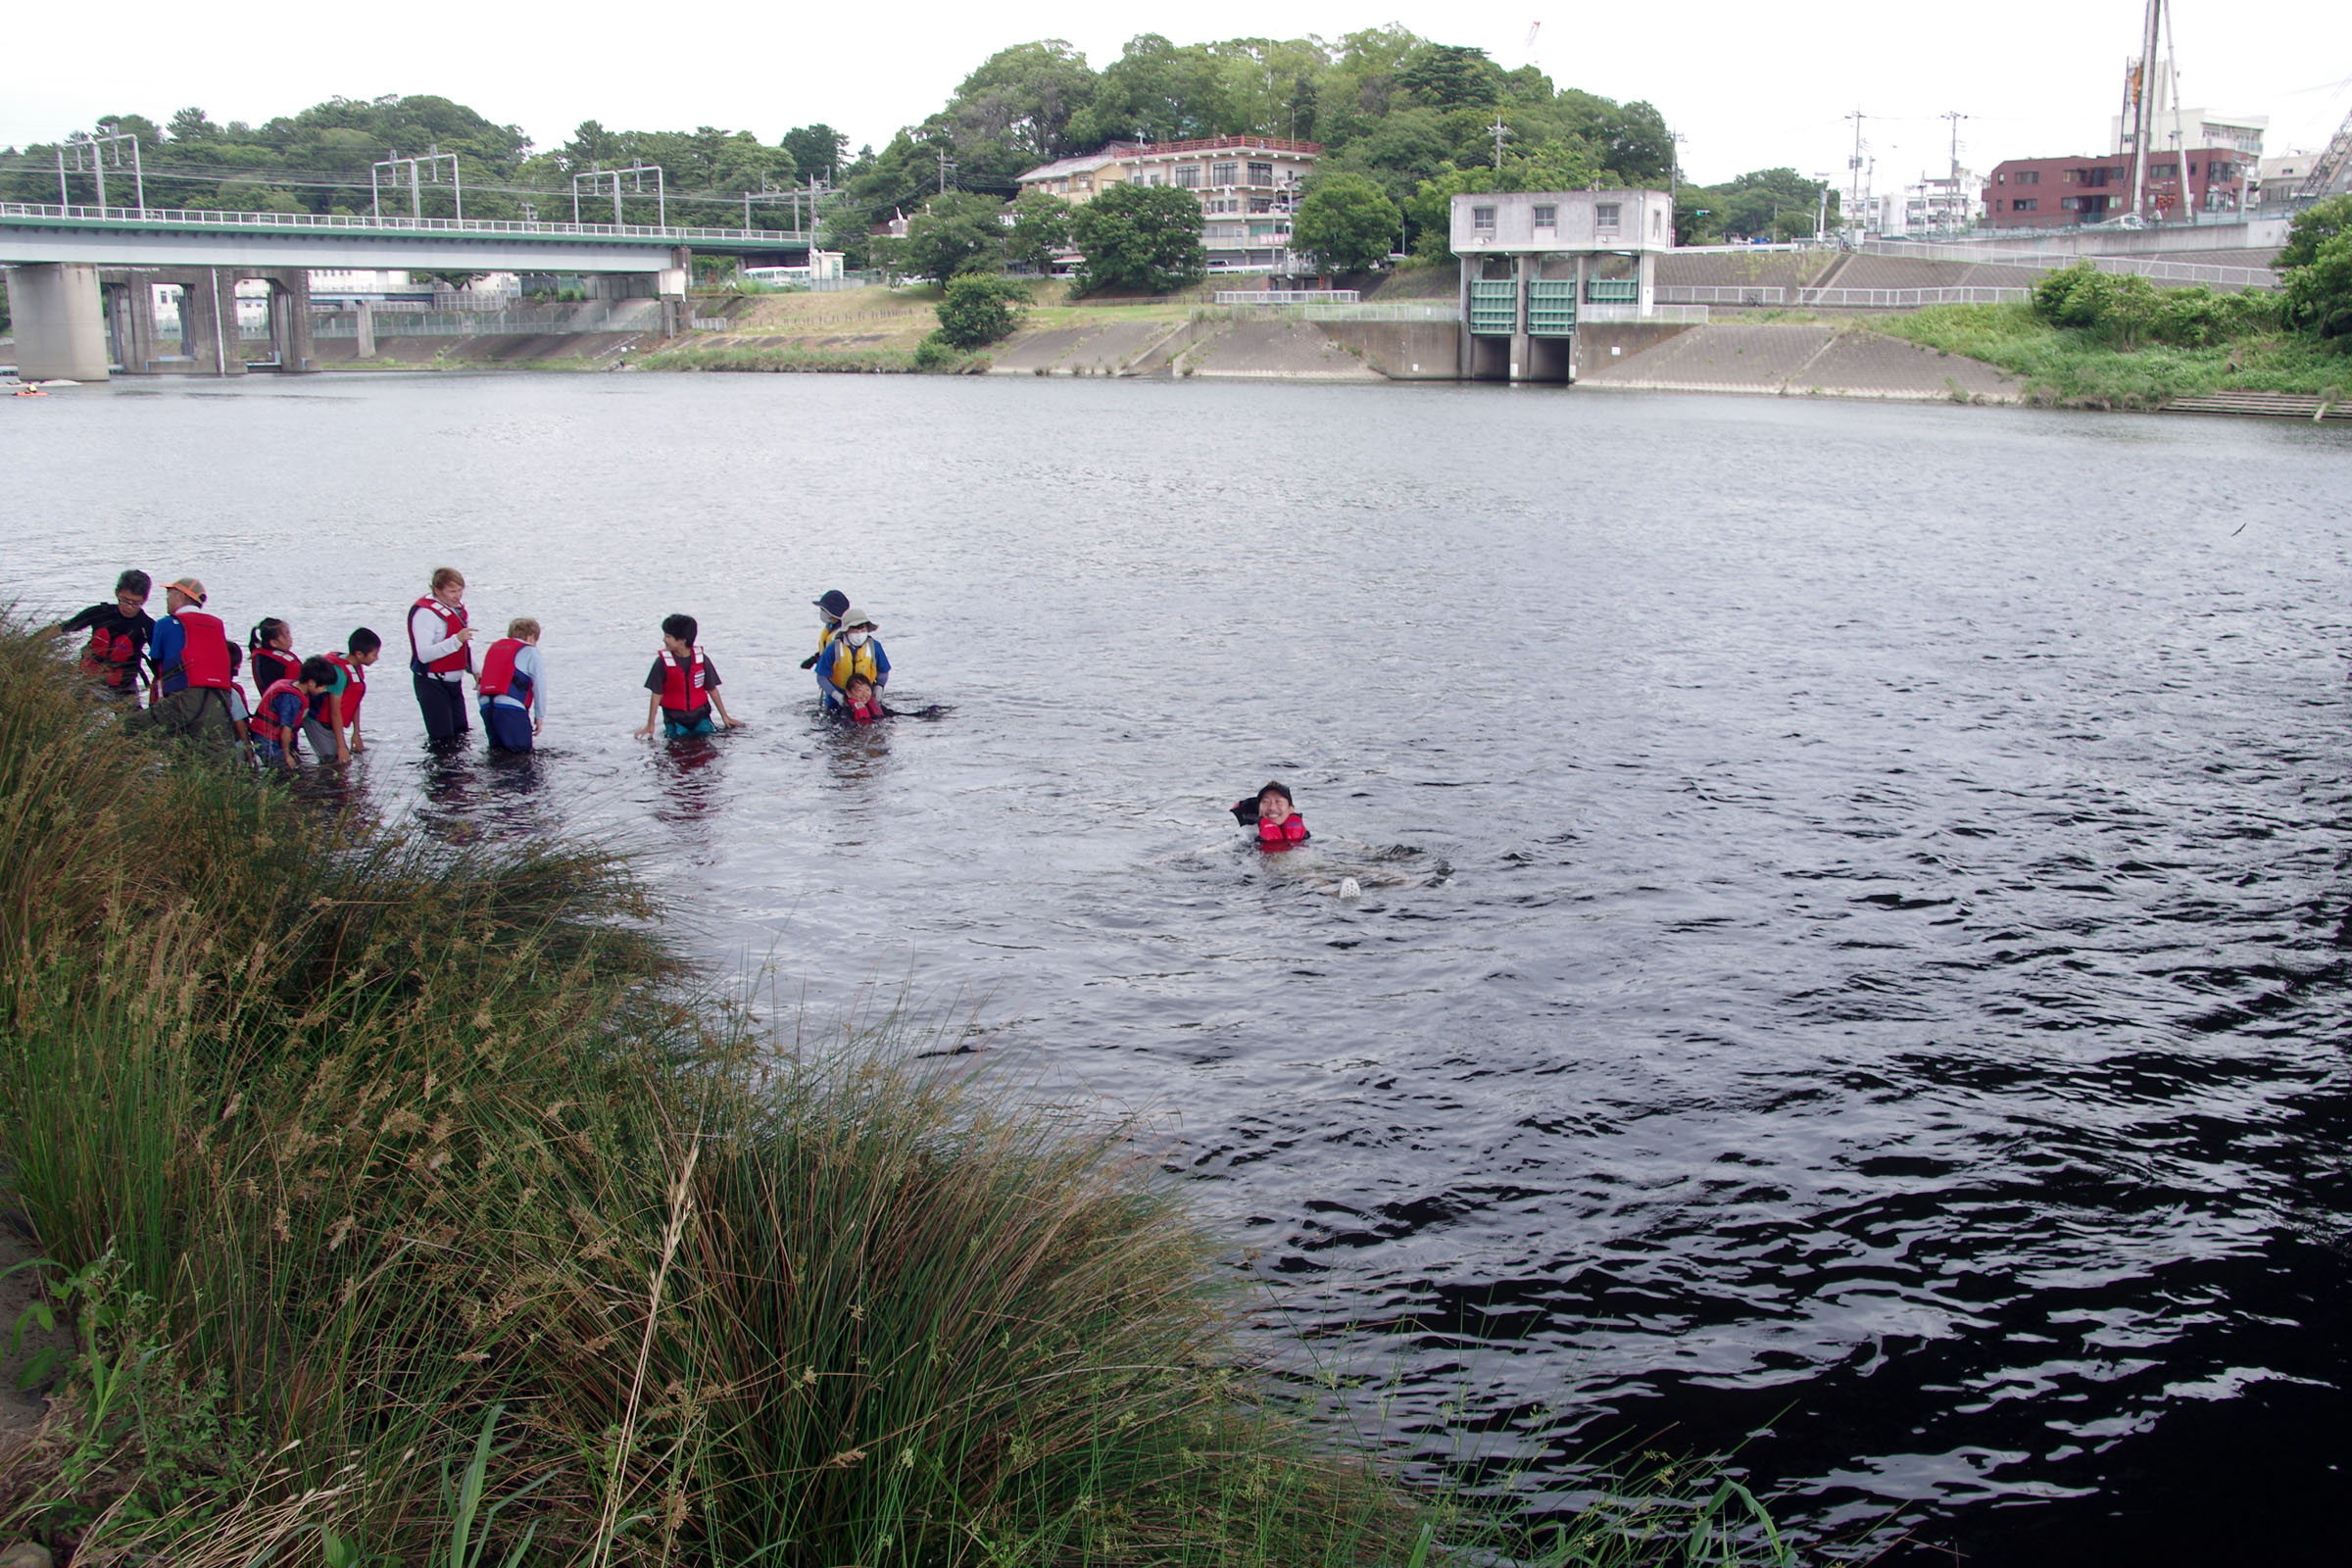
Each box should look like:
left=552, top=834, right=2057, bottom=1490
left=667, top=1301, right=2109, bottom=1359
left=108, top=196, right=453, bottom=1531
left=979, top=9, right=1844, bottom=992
left=1292, top=172, right=1401, bottom=272
left=2283, top=230, right=2352, bottom=342
left=1006, top=188, right=1074, bottom=270
left=931, top=273, right=1030, bottom=349
left=1068, top=180, right=1205, bottom=293
left=885, top=191, right=1009, bottom=284
left=2278, top=192, right=2352, bottom=270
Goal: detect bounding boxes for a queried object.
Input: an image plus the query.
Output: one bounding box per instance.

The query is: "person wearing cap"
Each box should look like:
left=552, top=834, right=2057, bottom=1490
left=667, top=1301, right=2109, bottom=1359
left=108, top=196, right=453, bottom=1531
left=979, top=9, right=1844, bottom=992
left=129, top=576, right=250, bottom=756
left=801, top=588, right=851, bottom=691
left=814, top=607, right=889, bottom=710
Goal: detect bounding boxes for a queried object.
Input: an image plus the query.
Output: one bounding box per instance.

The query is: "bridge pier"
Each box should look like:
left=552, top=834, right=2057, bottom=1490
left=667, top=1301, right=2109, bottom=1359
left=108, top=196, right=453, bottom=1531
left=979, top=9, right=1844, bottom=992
left=5, top=263, right=112, bottom=380
left=92, top=266, right=314, bottom=375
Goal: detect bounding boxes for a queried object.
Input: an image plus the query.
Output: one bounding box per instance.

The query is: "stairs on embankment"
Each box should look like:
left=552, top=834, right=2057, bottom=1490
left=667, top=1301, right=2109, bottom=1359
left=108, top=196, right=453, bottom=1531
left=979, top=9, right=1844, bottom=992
left=2160, top=391, right=2351, bottom=421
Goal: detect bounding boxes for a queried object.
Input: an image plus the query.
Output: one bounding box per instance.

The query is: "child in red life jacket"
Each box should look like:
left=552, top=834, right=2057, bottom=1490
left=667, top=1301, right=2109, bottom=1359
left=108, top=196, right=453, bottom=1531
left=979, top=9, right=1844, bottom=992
left=248, top=618, right=301, bottom=706
left=635, top=612, right=742, bottom=740
left=42, top=569, right=156, bottom=700
left=251, top=657, right=337, bottom=771
left=477, top=617, right=546, bottom=753
left=1230, top=780, right=1310, bottom=850
left=841, top=673, right=889, bottom=724
left=314, top=628, right=380, bottom=762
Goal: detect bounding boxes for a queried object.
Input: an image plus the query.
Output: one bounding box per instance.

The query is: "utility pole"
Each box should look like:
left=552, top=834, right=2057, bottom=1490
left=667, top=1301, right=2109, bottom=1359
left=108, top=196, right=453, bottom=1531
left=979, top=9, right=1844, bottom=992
left=1844, top=110, right=1866, bottom=239
left=937, top=145, right=955, bottom=194
left=2128, top=0, right=2165, bottom=222
left=373, top=152, right=461, bottom=223
left=1490, top=116, right=1511, bottom=169
left=1939, top=111, right=1969, bottom=233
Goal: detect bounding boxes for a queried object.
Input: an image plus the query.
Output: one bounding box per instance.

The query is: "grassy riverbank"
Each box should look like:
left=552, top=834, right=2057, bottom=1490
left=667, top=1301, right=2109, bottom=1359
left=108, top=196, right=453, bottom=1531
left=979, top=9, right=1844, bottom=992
left=1878, top=302, right=2349, bottom=410
left=0, top=628, right=1792, bottom=1565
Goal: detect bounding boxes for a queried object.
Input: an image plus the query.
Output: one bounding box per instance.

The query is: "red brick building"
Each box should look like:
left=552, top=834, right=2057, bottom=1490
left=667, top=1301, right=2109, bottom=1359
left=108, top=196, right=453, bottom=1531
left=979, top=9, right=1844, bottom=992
left=1983, top=151, right=2249, bottom=228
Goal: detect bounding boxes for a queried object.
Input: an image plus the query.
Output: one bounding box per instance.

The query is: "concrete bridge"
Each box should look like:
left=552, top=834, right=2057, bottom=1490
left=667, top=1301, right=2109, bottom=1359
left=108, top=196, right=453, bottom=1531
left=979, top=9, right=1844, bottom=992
left=1, top=202, right=814, bottom=379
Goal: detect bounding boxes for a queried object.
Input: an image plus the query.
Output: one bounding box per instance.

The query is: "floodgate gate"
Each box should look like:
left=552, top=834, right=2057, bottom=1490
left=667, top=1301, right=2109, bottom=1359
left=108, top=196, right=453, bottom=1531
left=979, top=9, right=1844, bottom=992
left=1453, top=189, right=1677, bottom=383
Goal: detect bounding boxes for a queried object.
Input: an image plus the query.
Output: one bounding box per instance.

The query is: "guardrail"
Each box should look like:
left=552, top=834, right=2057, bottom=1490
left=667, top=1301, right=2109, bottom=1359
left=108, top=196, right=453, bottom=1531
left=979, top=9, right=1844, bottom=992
left=1191, top=301, right=1460, bottom=322
left=1658, top=285, right=1790, bottom=306
left=1861, top=238, right=2278, bottom=288
left=1212, top=289, right=1361, bottom=304
left=309, top=301, right=660, bottom=336
left=1797, top=285, right=2032, bottom=307
left=1581, top=303, right=1711, bottom=323
left=0, top=200, right=812, bottom=248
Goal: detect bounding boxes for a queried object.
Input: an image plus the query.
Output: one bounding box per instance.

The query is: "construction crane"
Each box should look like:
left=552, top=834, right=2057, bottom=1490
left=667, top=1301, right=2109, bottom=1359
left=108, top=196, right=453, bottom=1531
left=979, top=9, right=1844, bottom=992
left=2297, top=96, right=2352, bottom=201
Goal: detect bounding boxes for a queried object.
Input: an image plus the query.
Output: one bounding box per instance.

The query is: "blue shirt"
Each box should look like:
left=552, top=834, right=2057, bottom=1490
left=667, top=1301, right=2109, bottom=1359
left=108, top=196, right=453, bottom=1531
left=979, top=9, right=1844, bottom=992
left=815, top=635, right=889, bottom=708
left=148, top=612, right=242, bottom=696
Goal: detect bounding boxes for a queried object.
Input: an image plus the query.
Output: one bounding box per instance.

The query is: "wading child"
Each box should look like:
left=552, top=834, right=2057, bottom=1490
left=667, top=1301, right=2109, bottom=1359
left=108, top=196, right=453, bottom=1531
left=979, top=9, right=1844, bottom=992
left=815, top=608, right=888, bottom=711
left=801, top=588, right=850, bottom=682
left=408, top=566, right=474, bottom=745
left=43, top=569, right=156, bottom=701
left=252, top=657, right=336, bottom=772
left=1230, top=780, right=1309, bottom=851
left=476, top=617, right=546, bottom=753
left=841, top=672, right=889, bottom=724
left=636, top=613, right=741, bottom=739
left=248, top=618, right=301, bottom=704
left=137, top=577, right=248, bottom=756
left=318, top=628, right=380, bottom=759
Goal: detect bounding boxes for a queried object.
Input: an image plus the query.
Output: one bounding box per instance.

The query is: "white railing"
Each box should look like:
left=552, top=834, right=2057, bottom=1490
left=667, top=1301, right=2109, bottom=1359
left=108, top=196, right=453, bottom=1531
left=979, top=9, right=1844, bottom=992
left=1191, top=301, right=1460, bottom=322
left=689, top=315, right=733, bottom=331
left=1796, top=285, right=2032, bottom=307
left=1658, top=285, right=1790, bottom=305
left=0, top=200, right=811, bottom=248
left=309, top=300, right=660, bottom=336
left=1213, top=289, right=1361, bottom=304
left=1579, top=303, right=1711, bottom=323
left=1861, top=238, right=2278, bottom=288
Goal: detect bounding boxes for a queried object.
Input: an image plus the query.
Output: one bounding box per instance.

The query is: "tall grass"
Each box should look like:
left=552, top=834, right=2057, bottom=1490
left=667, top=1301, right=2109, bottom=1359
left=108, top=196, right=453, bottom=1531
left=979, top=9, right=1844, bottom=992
left=0, top=623, right=1794, bottom=1565
left=1880, top=302, right=2350, bottom=408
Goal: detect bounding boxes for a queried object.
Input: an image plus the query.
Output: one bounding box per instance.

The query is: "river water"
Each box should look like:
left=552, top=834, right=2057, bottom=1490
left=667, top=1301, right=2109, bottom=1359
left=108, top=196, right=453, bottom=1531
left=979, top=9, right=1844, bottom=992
left=6, top=372, right=2349, bottom=1563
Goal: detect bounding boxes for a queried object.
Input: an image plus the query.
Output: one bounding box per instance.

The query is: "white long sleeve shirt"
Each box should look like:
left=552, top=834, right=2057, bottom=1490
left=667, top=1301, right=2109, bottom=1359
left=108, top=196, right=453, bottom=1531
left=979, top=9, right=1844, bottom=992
left=410, top=603, right=468, bottom=680
left=484, top=644, right=547, bottom=720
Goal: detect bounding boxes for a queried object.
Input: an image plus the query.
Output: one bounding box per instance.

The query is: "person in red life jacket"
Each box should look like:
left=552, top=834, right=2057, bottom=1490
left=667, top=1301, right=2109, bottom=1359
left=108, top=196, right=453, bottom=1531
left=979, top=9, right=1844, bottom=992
left=636, top=612, right=742, bottom=739
left=1230, top=780, right=1310, bottom=850
left=130, top=576, right=250, bottom=757
left=250, top=657, right=336, bottom=772
left=476, top=616, right=547, bottom=753
left=840, top=672, right=890, bottom=723
left=407, top=565, right=475, bottom=746
left=40, top=569, right=156, bottom=701
left=315, top=627, right=380, bottom=760
left=247, top=618, right=301, bottom=706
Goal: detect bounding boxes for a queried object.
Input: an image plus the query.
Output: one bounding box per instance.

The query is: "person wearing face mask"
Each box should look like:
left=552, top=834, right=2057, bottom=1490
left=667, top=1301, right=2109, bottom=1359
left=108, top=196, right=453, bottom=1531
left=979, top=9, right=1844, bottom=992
left=814, top=609, right=889, bottom=711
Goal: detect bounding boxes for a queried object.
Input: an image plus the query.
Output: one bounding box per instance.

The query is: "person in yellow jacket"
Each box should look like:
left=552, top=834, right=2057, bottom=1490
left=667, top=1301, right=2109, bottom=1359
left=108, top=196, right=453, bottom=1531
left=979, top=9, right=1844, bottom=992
left=814, top=608, right=888, bottom=711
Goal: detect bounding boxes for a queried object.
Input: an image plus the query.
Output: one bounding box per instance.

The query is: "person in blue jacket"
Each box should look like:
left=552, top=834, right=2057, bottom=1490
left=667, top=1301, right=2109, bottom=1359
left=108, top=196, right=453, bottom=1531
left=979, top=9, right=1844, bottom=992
left=814, top=608, right=889, bottom=711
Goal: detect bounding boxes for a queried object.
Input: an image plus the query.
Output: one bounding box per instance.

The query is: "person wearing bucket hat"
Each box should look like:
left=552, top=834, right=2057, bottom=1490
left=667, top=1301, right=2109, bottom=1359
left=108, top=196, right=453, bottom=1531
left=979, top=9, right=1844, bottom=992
left=814, top=607, right=889, bottom=711
left=801, top=589, right=851, bottom=676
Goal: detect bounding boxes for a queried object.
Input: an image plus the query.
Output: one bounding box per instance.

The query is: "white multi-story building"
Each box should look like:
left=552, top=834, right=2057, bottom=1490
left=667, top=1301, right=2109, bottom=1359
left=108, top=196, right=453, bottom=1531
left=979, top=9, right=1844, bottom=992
left=1893, top=171, right=1983, bottom=235
left=1016, top=134, right=1321, bottom=273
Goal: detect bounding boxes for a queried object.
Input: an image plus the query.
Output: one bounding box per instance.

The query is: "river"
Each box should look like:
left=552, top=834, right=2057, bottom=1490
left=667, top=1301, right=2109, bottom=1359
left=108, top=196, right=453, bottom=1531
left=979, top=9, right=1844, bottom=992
left=6, top=371, right=2349, bottom=1564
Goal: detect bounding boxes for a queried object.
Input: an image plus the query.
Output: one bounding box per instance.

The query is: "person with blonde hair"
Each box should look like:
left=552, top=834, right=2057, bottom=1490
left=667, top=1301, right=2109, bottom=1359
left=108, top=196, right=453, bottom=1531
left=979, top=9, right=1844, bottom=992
left=475, top=616, right=546, bottom=753
left=407, top=565, right=474, bottom=745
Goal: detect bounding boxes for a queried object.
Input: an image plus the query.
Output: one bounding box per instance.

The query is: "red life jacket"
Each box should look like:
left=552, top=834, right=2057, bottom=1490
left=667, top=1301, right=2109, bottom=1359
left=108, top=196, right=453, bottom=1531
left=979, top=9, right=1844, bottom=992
left=250, top=677, right=307, bottom=747
left=170, top=612, right=235, bottom=692
left=477, top=638, right=532, bottom=708
left=323, top=653, right=366, bottom=727
left=846, top=699, right=884, bottom=723
left=81, top=622, right=143, bottom=688
left=249, top=646, right=300, bottom=706
left=1257, top=814, right=1309, bottom=849
left=408, top=597, right=472, bottom=675
left=659, top=647, right=708, bottom=715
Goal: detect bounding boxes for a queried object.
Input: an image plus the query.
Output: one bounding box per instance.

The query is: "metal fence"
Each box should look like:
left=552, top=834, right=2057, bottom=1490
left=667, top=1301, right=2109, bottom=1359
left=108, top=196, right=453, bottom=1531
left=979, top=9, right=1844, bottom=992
left=1861, top=238, right=2278, bottom=288
left=1580, top=303, right=1711, bottom=323
left=1798, top=285, right=2032, bottom=307
left=1, top=200, right=812, bottom=247
left=1212, top=289, right=1361, bottom=305
left=1659, top=285, right=1790, bottom=305
left=1191, top=301, right=1460, bottom=322
left=310, top=302, right=658, bottom=337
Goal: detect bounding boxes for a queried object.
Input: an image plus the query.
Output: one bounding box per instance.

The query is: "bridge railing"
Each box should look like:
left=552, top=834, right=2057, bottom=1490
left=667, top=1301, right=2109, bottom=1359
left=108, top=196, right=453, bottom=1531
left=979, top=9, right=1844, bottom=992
left=0, top=201, right=811, bottom=248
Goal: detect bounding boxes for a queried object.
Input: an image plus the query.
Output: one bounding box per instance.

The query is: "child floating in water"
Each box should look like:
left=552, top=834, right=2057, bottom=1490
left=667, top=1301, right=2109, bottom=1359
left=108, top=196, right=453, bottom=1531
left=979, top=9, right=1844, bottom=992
left=1231, top=780, right=1309, bottom=851
left=841, top=672, right=889, bottom=724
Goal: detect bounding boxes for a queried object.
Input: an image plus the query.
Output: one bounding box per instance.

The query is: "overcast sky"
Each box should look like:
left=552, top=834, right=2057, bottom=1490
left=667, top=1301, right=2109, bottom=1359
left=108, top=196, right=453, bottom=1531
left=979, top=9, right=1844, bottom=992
left=8, top=2, right=2349, bottom=193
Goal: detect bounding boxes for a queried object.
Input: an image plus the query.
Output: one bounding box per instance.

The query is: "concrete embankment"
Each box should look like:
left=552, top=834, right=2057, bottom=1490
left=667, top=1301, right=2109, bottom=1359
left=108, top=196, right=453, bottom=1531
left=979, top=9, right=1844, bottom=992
left=1577, top=322, right=2023, bottom=402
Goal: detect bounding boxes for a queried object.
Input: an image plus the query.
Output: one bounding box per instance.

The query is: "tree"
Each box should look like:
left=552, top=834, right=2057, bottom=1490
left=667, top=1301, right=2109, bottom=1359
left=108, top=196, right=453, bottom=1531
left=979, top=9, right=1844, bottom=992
left=950, top=40, right=1099, bottom=163
left=931, top=274, right=1030, bottom=348
left=781, top=123, right=849, bottom=184
left=889, top=191, right=1007, bottom=284
left=1006, top=188, right=1073, bottom=271
left=1292, top=173, right=1400, bottom=272
left=1396, top=43, right=1500, bottom=110
left=1068, top=180, right=1206, bottom=293
left=2278, top=192, right=2352, bottom=270
left=2283, top=230, right=2352, bottom=344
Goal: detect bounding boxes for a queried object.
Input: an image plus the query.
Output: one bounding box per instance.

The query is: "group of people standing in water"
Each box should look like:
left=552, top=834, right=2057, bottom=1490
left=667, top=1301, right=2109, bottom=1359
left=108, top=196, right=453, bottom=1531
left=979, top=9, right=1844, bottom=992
left=48, top=566, right=1310, bottom=854
left=43, top=566, right=897, bottom=765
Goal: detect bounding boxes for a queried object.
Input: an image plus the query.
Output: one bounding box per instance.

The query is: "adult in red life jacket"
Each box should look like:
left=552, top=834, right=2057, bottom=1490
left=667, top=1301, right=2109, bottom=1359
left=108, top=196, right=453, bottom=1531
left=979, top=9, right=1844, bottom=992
left=247, top=617, right=301, bottom=706
left=41, top=568, right=156, bottom=700
left=407, top=565, right=475, bottom=745
left=128, top=576, right=248, bottom=758
left=1230, top=780, right=1310, bottom=851
left=475, top=616, right=546, bottom=753
left=315, top=627, right=381, bottom=760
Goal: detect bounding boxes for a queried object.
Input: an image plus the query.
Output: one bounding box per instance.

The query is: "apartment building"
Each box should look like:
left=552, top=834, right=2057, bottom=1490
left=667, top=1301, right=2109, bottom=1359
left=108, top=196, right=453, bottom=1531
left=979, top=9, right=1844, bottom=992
left=1016, top=134, right=1321, bottom=272
left=1983, top=151, right=2247, bottom=228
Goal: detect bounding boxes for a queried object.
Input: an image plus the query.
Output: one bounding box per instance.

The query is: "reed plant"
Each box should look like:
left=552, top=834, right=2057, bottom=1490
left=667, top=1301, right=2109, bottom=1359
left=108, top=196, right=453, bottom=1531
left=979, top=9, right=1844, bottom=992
left=0, top=622, right=1792, bottom=1565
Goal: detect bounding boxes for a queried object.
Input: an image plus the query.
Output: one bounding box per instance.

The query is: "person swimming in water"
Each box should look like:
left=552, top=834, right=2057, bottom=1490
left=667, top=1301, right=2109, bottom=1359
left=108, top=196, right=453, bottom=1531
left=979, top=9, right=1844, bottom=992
left=1230, top=780, right=1309, bottom=851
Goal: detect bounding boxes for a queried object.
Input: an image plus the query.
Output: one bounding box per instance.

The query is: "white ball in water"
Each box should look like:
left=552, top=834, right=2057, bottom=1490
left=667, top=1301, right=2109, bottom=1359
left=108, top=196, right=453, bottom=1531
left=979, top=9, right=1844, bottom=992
left=1339, top=878, right=1362, bottom=900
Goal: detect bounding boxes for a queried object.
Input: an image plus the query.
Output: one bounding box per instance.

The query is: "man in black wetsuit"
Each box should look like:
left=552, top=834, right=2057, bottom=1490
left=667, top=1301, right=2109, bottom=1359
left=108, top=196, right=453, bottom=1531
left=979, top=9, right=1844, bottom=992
left=42, top=569, right=157, bottom=702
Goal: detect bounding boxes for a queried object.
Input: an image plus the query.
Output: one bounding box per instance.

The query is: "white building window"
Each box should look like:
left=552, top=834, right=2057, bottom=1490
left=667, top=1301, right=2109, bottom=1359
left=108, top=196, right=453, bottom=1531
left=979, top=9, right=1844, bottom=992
left=1532, top=203, right=1556, bottom=229
left=1248, top=162, right=1273, bottom=185
left=1472, top=205, right=1495, bottom=234
left=1211, top=161, right=1239, bottom=186
left=1596, top=202, right=1621, bottom=231
left=1175, top=165, right=1201, bottom=189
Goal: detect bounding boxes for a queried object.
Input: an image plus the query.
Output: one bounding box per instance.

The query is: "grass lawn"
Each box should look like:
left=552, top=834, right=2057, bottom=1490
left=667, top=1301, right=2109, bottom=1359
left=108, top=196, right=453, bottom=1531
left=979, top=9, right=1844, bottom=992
left=1878, top=302, right=2352, bottom=408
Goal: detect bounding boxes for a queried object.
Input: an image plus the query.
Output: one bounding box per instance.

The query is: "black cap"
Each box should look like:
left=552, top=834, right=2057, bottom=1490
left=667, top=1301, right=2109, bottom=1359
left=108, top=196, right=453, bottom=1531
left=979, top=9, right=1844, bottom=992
left=814, top=589, right=850, bottom=616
